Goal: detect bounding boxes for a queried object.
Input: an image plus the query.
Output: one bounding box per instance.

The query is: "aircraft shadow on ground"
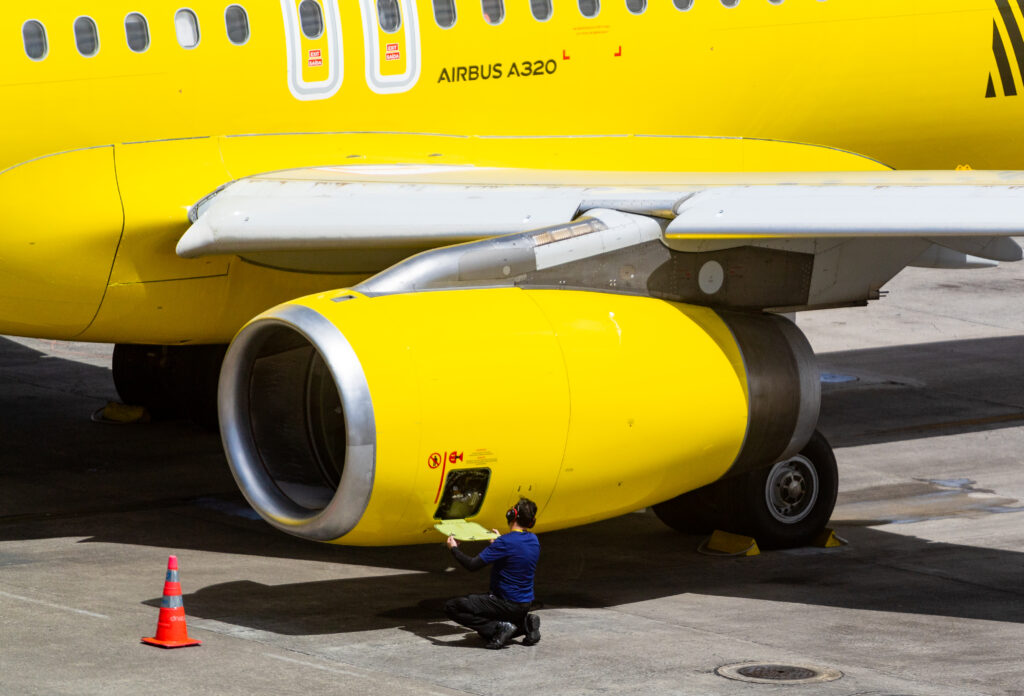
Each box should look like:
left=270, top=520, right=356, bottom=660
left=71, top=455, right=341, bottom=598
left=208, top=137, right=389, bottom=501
left=158, top=514, right=1024, bottom=640
left=2, top=336, right=1024, bottom=637
left=816, top=334, right=1024, bottom=447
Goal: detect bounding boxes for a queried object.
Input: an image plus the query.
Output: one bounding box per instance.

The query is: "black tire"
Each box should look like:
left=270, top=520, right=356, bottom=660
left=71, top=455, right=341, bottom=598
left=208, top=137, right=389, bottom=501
left=170, top=344, right=227, bottom=429
left=654, top=430, right=838, bottom=549
left=112, top=344, right=173, bottom=415
left=653, top=477, right=733, bottom=535
left=111, top=343, right=226, bottom=428
left=735, top=430, right=838, bottom=549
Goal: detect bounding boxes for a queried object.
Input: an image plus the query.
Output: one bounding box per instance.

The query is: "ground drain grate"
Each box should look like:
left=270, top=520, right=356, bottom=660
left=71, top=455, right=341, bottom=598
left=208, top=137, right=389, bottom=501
left=716, top=662, right=843, bottom=684
left=739, top=665, right=817, bottom=680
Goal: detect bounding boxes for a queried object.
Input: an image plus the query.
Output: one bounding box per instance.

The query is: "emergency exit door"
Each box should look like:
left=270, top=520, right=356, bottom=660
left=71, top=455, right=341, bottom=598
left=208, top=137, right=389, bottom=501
left=359, top=0, right=421, bottom=94
left=282, top=0, right=344, bottom=100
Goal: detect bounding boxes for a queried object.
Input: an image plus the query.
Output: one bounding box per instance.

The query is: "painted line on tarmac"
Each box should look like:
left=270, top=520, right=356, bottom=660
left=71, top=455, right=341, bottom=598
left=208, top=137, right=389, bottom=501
left=265, top=654, right=465, bottom=696
left=0, top=589, right=108, bottom=619
left=265, top=654, right=362, bottom=677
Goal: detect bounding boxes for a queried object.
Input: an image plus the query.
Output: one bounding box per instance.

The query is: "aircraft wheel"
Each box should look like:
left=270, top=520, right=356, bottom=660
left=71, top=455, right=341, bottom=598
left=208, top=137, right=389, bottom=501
left=112, top=343, right=226, bottom=427
left=654, top=430, right=837, bottom=549
left=112, top=344, right=172, bottom=415
left=652, top=477, right=731, bottom=535
left=737, top=430, right=838, bottom=549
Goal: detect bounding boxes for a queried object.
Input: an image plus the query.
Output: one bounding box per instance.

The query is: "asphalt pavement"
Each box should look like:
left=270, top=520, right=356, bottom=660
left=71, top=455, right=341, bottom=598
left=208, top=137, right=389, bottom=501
left=2, top=258, right=1024, bottom=695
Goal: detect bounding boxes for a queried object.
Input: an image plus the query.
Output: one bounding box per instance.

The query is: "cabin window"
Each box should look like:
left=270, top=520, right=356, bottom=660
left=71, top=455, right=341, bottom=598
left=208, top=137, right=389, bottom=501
left=377, top=0, right=402, bottom=32
left=299, top=0, right=324, bottom=38
left=626, top=0, right=646, bottom=12
left=433, top=0, right=457, bottom=27
left=125, top=13, right=150, bottom=52
left=721, top=0, right=738, bottom=6
left=531, top=0, right=552, bottom=20
left=225, top=5, right=250, bottom=44
left=482, top=0, right=504, bottom=24
left=22, top=20, right=47, bottom=60
left=578, top=0, right=599, bottom=17
left=74, top=16, right=100, bottom=57
left=175, top=9, right=201, bottom=47
left=673, top=0, right=693, bottom=8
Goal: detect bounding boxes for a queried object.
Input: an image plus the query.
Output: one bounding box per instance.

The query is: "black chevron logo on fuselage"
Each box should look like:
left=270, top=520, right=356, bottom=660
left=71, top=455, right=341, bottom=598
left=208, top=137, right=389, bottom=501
left=989, top=0, right=1024, bottom=97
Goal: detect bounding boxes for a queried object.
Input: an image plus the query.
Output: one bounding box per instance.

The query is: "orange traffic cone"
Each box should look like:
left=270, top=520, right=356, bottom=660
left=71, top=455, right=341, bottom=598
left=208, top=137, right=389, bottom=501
left=142, top=555, right=202, bottom=648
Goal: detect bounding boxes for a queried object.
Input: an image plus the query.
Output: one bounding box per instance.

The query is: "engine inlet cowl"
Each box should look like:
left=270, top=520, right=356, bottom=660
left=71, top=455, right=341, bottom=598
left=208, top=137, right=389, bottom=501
left=218, top=303, right=375, bottom=541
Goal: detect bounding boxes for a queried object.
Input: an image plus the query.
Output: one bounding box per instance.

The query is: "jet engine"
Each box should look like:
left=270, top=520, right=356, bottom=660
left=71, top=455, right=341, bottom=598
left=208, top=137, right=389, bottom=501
left=218, top=286, right=822, bottom=546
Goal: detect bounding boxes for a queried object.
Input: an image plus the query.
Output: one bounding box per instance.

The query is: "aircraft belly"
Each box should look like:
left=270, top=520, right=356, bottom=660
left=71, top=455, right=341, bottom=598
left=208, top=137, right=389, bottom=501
left=0, top=148, right=122, bottom=339
left=76, top=265, right=372, bottom=345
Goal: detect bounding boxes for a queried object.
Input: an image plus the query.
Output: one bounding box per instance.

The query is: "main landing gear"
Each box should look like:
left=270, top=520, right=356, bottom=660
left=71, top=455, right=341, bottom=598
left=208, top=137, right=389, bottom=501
left=653, top=430, right=838, bottom=549
left=111, top=344, right=227, bottom=428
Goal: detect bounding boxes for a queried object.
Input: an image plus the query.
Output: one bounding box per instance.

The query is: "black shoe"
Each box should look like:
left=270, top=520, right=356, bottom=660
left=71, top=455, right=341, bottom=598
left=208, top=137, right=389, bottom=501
left=486, top=621, right=517, bottom=650
left=523, top=614, right=541, bottom=646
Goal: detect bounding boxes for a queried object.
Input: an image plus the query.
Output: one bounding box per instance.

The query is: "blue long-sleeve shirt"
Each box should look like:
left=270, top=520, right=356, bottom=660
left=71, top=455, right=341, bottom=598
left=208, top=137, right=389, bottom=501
left=451, top=530, right=540, bottom=603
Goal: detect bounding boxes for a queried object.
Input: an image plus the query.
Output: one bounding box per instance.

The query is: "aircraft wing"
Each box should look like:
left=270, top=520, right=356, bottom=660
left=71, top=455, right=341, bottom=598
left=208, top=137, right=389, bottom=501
left=190, top=168, right=1024, bottom=547
left=179, top=166, right=1024, bottom=310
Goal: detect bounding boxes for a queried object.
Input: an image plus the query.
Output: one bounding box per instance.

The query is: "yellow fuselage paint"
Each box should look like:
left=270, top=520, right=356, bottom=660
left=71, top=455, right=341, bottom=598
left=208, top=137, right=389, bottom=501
left=0, top=0, right=1019, bottom=343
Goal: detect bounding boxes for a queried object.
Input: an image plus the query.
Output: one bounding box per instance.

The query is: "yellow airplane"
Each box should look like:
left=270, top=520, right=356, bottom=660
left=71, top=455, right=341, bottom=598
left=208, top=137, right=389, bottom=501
left=4, top=0, right=1024, bottom=547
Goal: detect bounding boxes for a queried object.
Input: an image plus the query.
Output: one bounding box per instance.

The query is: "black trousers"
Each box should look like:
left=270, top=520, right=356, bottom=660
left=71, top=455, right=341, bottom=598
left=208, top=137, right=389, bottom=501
left=444, top=593, right=531, bottom=640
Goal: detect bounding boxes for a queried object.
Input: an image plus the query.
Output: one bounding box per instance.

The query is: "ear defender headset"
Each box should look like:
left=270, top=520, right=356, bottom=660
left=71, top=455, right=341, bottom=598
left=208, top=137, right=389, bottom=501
left=506, top=500, right=536, bottom=528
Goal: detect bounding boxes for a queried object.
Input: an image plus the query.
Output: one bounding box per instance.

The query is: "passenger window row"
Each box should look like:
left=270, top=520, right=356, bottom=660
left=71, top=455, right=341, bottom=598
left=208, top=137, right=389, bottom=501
left=22, top=0, right=792, bottom=61
left=433, top=0, right=785, bottom=27
left=21, top=5, right=250, bottom=61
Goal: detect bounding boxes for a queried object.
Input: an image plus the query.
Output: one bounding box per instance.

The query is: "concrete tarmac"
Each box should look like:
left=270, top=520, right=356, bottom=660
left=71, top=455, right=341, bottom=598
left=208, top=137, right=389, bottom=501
left=3, top=260, right=1024, bottom=695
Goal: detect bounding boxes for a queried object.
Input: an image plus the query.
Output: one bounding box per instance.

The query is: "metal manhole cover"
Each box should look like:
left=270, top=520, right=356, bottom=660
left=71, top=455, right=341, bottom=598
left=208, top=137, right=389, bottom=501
left=739, top=665, right=817, bottom=680
left=716, top=662, right=843, bottom=684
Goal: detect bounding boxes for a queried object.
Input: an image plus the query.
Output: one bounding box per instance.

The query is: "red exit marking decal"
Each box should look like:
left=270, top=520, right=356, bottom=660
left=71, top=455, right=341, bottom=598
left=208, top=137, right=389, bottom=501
left=428, top=451, right=464, bottom=468
left=430, top=451, right=465, bottom=503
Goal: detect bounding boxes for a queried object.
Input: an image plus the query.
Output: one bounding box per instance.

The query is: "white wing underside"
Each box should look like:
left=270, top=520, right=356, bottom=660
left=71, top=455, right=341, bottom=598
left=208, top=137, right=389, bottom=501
left=178, top=165, right=1024, bottom=309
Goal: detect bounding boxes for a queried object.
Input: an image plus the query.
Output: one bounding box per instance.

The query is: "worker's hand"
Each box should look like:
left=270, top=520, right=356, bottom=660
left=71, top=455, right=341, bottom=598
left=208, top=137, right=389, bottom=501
left=489, top=529, right=500, bottom=542
left=446, top=534, right=458, bottom=550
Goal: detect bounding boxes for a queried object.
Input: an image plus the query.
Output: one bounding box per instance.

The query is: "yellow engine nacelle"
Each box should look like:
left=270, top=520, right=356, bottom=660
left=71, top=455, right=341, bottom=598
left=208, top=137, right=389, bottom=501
left=218, top=287, right=818, bottom=545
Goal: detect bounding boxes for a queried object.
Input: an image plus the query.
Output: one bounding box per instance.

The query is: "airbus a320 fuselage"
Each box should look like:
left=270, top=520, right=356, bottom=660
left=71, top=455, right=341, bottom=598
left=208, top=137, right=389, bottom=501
left=2, top=0, right=1023, bottom=547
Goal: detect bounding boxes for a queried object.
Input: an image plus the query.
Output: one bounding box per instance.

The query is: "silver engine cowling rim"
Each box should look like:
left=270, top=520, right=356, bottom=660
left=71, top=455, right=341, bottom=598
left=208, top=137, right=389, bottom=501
left=218, top=303, right=376, bottom=541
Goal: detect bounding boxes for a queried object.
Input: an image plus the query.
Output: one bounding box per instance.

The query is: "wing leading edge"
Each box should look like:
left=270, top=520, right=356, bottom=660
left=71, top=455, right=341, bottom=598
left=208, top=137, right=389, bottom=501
left=178, top=167, right=1024, bottom=310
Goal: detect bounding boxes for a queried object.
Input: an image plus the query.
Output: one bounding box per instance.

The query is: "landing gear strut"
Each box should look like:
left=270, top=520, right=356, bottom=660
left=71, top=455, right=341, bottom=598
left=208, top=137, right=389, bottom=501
left=111, top=344, right=227, bottom=428
left=653, top=430, right=838, bottom=549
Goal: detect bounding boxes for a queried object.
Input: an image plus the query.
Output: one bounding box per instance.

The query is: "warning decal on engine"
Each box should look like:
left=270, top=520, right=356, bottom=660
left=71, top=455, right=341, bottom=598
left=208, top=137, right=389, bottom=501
left=468, top=448, right=497, bottom=466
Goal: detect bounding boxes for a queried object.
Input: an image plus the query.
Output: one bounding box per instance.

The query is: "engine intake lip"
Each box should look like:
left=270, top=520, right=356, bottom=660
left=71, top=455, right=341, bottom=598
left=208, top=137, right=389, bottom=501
left=218, top=303, right=376, bottom=541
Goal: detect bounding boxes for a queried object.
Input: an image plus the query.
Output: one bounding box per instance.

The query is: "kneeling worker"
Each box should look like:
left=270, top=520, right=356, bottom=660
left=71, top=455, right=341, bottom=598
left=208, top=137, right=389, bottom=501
left=444, top=498, right=541, bottom=649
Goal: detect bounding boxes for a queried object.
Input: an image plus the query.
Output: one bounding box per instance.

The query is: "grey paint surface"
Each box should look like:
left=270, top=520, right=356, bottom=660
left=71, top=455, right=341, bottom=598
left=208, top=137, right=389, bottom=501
left=3, top=254, right=1024, bottom=694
